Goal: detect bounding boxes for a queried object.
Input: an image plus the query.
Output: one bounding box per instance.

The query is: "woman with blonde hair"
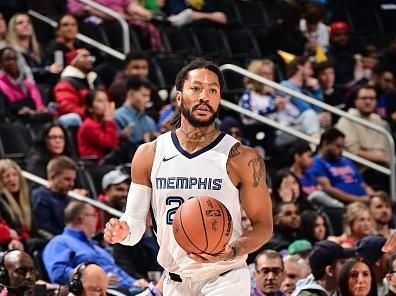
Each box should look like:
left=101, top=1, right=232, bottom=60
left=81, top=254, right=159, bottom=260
left=0, top=159, right=46, bottom=252
left=328, top=201, right=374, bottom=248
left=6, top=13, right=63, bottom=81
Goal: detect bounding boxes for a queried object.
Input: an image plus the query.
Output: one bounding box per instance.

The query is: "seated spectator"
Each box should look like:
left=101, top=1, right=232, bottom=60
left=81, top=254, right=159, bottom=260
left=289, top=141, right=344, bottom=209
left=299, top=210, right=331, bottom=245
left=280, top=255, right=310, bottom=296
left=385, top=252, right=396, bottom=296
left=43, top=201, right=148, bottom=292
left=338, top=258, right=377, bottom=296
left=251, top=250, right=285, bottom=296
left=6, top=13, right=63, bottom=83
left=239, top=59, right=301, bottom=148
left=379, top=37, right=396, bottom=81
left=287, top=240, right=313, bottom=260
left=218, top=116, right=252, bottom=148
left=0, top=249, right=61, bottom=296
left=27, top=122, right=74, bottom=179
left=293, top=240, right=355, bottom=296
left=157, top=86, right=179, bottom=134
left=114, top=76, right=156, bottom=145
left=95, top=169, right=129, bottom=231
left=162, top=0, right=228, bottom=27
left=54, top=48, right=102, bottom=126
left=336, top=85, right=390, bottom=167
left=313, top=61, right=345, bottom=125
left=67, top=0, right=163, bottom=52
left=271, top=169, right=312, bottom=212
left=0, top=159, right=47, bottom=253
left=280, top=55, right=329, bottom=131
left=307, top=128, right=373, bottom=204
left=327, top=21, right=363, bottom=93
left=299, top=3, right=329, bottom=50
left=77, top=90, right=119, bottom=162
left=355, top=235, right=388, bottom=295
left=31, top=156, right=87, bottom=236
left=368, top=191, right=395, bottom=239
left=264, top=202, right=301, bottom=252
left=0, top=46, right=52, bottom=124
left=68, top=263, right=109, bottom=296
left=328, top=201, right=374, bottom=248
left=369, top=65, right=396, bottom=126
left=108, top=51, right=164, bottom=121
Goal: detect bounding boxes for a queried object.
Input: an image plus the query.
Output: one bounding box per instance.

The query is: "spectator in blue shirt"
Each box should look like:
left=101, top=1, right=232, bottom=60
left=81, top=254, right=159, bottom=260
left=308, top=128, right=374, bottom=204
left=114, top=75, right=157, bottom=145
left=43, top=200, right=149, bottom=290
left=31, top=156, right=88, bottom=236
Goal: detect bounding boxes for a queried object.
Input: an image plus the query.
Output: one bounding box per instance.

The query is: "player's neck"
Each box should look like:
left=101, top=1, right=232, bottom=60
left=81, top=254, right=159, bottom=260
left=177, top=123, right=219, bottom=153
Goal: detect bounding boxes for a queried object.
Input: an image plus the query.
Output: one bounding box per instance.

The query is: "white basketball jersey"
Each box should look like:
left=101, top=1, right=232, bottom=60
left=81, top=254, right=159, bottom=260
left=150, top=131, right=247, bottom=279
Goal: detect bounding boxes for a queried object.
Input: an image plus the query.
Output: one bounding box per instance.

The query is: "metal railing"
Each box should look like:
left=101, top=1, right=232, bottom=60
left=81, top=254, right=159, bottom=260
left=28, top=10, right=126, bottom=61
left=77, top=0, right=130, bottom=54
left=220, top=64, right=396, bottom=200
left=22, top=170, right=122, bottom=218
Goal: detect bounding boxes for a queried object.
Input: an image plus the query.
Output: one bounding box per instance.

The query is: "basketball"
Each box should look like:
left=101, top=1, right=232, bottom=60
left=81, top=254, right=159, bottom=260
left=172, top=196, right=233, bottom=255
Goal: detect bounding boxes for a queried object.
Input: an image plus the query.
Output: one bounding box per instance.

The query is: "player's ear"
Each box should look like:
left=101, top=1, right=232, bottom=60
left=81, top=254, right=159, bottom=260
left=176, top=91, right=182, bottom=106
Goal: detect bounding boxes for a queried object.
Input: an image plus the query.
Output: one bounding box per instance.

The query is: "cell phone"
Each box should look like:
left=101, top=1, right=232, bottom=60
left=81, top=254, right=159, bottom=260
left=54, top=50, right=64, bottom=67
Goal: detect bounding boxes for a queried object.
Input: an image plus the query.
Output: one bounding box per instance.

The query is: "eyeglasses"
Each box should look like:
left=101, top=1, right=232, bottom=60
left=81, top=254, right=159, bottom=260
left=256, top=267, right=283, bottom=276
left=47, top=135, right=65, bottom=140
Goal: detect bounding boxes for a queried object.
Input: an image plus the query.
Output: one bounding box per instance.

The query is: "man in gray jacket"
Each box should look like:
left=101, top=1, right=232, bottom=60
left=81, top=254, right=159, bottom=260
left=292, top=240, right=355, bottom=296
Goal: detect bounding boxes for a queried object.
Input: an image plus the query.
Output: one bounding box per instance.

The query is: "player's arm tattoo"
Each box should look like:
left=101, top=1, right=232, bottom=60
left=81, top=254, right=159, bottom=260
left=248, top=153, right=266, bottom=187
left=228, top=142, right=241, bottom=160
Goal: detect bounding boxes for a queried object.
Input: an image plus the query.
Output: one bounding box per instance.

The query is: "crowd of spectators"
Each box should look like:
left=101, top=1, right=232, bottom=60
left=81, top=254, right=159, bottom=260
left=0, top=0, right=396, bottom=295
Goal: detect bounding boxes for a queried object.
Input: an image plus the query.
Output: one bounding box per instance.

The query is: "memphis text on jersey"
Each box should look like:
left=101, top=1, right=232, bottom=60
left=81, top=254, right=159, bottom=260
left=155, top=177, right=223, bottom=190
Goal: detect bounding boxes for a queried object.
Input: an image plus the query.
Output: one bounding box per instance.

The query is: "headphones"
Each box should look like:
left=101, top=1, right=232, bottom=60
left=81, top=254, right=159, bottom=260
left=69, top=262, right=97, bottom=295
left=0, top=250, right=19, bottom=286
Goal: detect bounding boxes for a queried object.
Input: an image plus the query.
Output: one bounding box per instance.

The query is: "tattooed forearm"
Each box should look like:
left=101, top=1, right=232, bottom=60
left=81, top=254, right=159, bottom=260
left=228, top=142, right=241, bottom=159
left=248, top=154, right=265, bottom=187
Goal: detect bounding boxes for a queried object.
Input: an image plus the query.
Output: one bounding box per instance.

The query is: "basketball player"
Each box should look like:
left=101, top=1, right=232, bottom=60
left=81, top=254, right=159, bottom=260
left=104, top=58, right=273, bottom=295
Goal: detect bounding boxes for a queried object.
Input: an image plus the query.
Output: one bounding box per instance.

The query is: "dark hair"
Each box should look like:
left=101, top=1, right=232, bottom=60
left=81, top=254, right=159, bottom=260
left=338, top=259, right=377, bottom=296
left=64, top=201, right=88, bottom=224
left=271, top=168, right=304, bottom=205
left=289, top=141, right=311, bottom=165
left=254, top=249, right=284, bottom=271
left=84, top=89, right=106, bottom=117
left=386, top=252, right=396, bottom=273
left=0, top=46, right=16, bottom=59
left=353, top=84, right=377, bottom=103
left=124, top=50, right=149, bottom=69
left=33, top=122, right=71, bottom=159
left=319, top=128, right=345, bottom=147
left=126, top=75, right=152, bottom=92
left=313, top=61, right=335, bottom=77
left=303, top=3, right=325, bottom=25
left=56, top=14, right=77, bottom=32
left=175, top=58, right=224, bottom=93
left=286, top=56, right=310, bottom=78
left=372, top=64, right=394, bottom=77
left=273, top=201, right=298, bottom=218
left=300, top=210, right=330, bottom=244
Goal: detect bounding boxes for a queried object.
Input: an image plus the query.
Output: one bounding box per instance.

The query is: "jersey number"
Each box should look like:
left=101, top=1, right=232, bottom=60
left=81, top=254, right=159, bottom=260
left=165, top=196, right=193, bottom=225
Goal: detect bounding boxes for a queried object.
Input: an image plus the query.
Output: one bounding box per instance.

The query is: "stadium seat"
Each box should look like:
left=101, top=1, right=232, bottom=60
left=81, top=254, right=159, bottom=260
left=152, top=56, right=186, bottom=90
left=234, top=0, right=269, bottom=29
left=222, top=69, right=246, bottom=104
left=191, top=27, right=228, bottom=60
left=222, top=28, right=261, bottom=63
left=161, top=27, right=199, bottom=57
left=0, top=123, right=34, bottom=167
left=82, top=164, right=116, bottom=200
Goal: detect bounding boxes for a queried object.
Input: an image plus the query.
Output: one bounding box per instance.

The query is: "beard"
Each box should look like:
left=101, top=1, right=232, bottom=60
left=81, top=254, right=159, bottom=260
left=180, top=97, right=218, bottom=128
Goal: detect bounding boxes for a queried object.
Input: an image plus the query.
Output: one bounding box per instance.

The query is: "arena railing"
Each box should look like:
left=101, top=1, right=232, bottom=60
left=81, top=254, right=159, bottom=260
left=219, top=64, right=396, bottom=200
left=22, top=170, right=123, bottom=218
left=28, top=10, right=126, bottom=60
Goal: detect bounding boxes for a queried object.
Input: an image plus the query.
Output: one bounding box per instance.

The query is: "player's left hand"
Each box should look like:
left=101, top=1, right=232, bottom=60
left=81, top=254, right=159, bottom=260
left=187, top=244, right=234, bottom=263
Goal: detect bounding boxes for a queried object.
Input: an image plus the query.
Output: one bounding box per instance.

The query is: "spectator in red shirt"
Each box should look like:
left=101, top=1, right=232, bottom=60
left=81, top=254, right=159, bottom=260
left=77, top=90, right=119, bottom=161
left=54, top=48, right=102, bottom=126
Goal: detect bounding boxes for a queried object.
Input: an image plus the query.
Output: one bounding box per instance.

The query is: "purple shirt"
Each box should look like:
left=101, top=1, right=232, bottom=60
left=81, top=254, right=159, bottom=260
left=67, top=0, right=131, bottom=14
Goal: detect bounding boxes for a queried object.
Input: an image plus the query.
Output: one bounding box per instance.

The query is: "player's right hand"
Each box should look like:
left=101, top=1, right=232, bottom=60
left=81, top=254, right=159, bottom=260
left=104, top=218, right=129, bottom=244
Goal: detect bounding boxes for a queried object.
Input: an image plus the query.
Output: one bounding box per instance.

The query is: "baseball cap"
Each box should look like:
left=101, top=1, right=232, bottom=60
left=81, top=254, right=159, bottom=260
left=355, top=235, right=386, bottom=265
left=102, top=170, right=129, bottom=190
left=288, top=240, right=313, bottom=255
left=309, top=240, right=355, bottom=272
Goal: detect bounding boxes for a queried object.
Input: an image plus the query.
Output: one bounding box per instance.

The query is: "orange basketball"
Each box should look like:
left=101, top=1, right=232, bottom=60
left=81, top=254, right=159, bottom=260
left=172, top=196, right=233, bottom=255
